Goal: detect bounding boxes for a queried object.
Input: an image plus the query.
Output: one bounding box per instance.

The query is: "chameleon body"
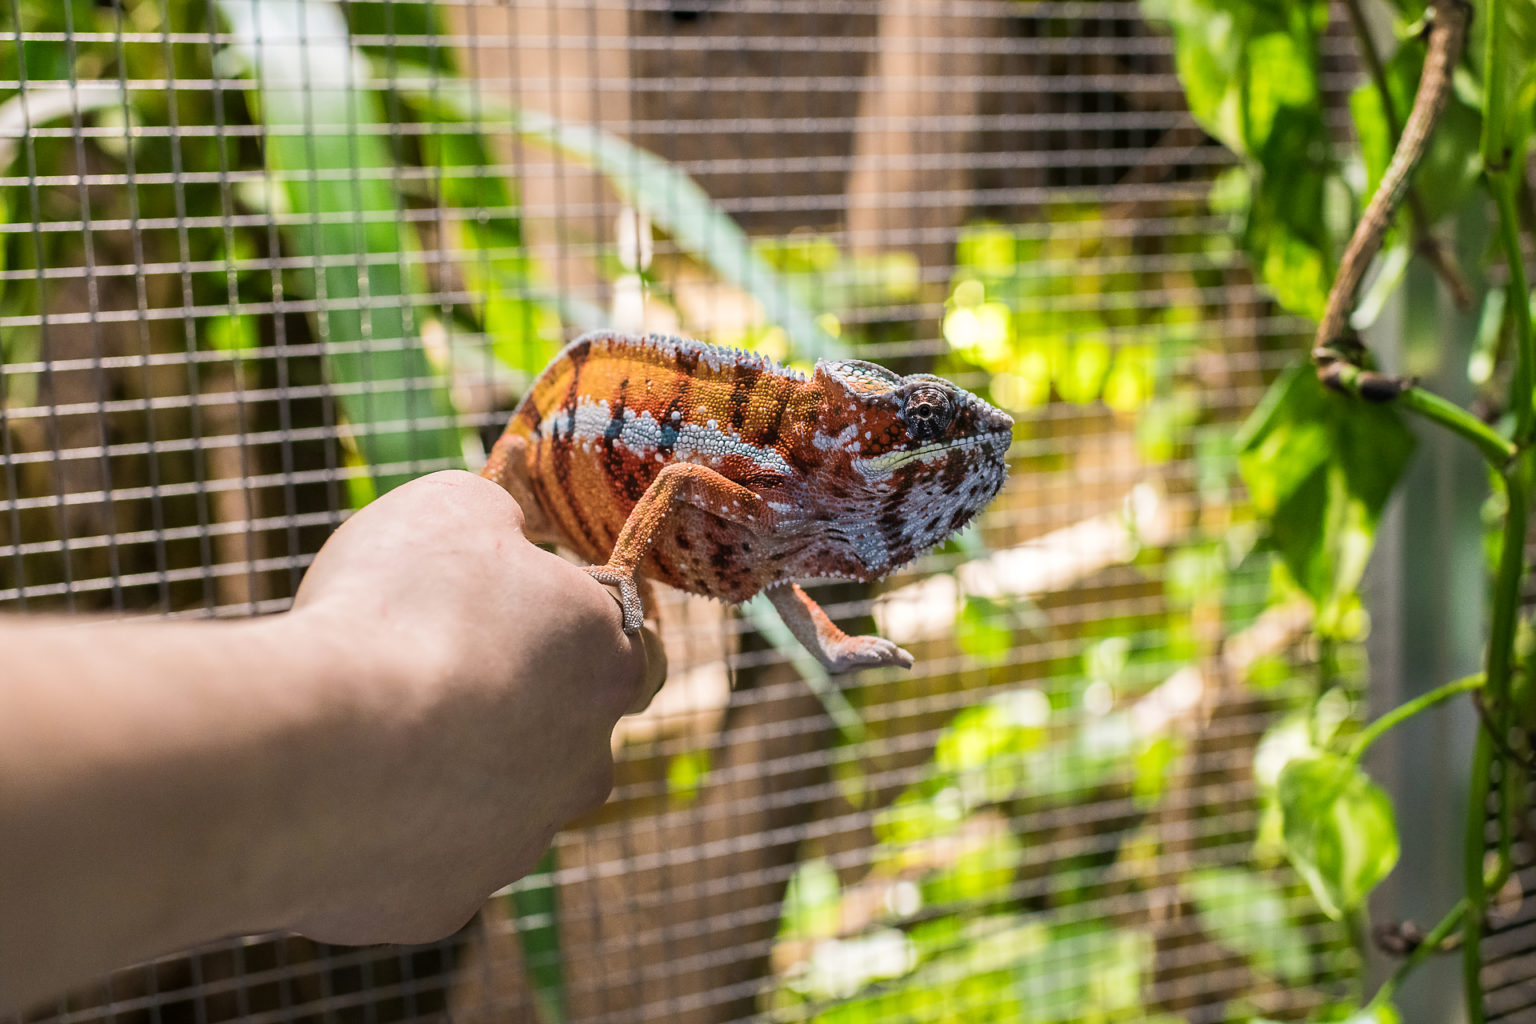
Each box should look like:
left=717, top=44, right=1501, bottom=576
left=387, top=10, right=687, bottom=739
left=482, top=331, right=1013, bottom=671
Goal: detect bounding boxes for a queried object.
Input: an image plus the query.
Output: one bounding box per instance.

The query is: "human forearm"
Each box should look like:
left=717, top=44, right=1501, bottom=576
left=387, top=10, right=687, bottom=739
left=0, top=472, right=657, bottom=1016
left=0, top=612, right=409, bottom=1013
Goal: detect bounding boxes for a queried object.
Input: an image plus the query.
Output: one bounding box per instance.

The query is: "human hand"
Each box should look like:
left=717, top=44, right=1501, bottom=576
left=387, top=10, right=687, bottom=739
left=277, top=470, right=664, bottom=945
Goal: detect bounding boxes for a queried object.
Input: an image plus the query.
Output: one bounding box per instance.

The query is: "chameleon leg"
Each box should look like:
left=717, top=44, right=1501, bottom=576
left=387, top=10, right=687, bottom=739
left=587, top=462, right=776, bottom=633
left=766, top=582, right=914, bottom=673
left=481, top=430, right=558, bottom=543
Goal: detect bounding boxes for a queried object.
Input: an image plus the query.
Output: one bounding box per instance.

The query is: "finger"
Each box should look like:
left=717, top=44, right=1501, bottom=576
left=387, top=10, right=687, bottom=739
left=625, top=625, right=668, bottom=716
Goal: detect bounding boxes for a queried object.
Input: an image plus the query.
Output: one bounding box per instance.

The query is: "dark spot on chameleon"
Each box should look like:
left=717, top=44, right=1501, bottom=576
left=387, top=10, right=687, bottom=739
left=710, top=540, right=733, bottom=570
left=621, top=467, right=649, bottom=504
left=604, top=417, right=623, bottom=442
left=676, top=534, right=692, bottom=551
left=728, top=372, right=752, bottom=430
left=658, top=422, right=679, bottom=452
left=740, top=541, right=752, bottom=554
left=947, top=508, right=969, bottom=532
left=568, top=337, right=593, bottom=362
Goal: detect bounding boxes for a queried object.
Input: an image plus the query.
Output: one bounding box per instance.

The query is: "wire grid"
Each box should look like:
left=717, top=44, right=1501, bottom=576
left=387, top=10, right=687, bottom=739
left=0, top=0, right=1481, bottom=1022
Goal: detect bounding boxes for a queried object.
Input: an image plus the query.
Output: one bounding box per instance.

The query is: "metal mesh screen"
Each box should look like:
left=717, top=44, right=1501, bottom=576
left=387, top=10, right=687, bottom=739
left=2, top=1, right=1494, bottom=1022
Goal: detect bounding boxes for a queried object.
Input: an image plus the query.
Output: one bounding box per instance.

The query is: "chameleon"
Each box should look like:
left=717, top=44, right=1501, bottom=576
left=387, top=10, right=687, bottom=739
left=481, top=331, right=1014, bottom=672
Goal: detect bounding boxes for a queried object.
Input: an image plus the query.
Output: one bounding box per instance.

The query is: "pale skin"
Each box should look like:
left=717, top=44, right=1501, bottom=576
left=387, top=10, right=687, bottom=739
left=0, top=471, right=665, bottom=1016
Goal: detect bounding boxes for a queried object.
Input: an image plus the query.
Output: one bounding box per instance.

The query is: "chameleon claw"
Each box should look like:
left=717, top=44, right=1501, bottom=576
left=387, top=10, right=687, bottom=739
left=584, top=564, right=645, bottom=634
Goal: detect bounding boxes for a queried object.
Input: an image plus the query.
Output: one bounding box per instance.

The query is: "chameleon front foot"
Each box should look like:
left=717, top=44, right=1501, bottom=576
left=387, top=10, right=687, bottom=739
left=819, top=634, right=915, bottom=673
left=766, top=582, right=915, bottom=673
left=584, top=564, right=645, bottom=634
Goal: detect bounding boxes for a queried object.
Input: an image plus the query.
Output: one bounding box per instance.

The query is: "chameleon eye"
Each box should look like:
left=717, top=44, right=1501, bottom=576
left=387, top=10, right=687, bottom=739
left=902, top=385, right=954, bottom=440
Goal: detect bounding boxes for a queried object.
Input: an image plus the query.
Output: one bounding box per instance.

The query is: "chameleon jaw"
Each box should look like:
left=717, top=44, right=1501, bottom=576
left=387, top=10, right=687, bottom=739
left=850, top=429, right=1013, bottom=476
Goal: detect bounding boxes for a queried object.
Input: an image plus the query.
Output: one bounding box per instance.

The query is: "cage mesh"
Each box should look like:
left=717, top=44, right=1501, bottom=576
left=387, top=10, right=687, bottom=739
left=1, top=1, right=1519, bottom=1022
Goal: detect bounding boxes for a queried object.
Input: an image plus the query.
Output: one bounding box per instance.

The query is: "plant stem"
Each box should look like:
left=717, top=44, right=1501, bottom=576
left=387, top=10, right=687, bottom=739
left=1369, top=899, right=1469, bottom=1009
left=1462, top=727, right=1493, bottom=1024
left=1397, top=386, right=1516, bottom=468
left=1492, top=178, right=1535, bottom=443
left=1462, top=456, right=1529, bottom=1022
left=1481, top=0, right=1509, bottom=174
left=1347, top=674, right=1484, bottom=765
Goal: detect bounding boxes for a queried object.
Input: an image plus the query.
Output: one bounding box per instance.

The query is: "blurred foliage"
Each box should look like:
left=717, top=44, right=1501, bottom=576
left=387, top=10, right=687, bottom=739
left=1139, top=0, right=1536, bottom=1021
left=0, top=0, right=835, bottom=500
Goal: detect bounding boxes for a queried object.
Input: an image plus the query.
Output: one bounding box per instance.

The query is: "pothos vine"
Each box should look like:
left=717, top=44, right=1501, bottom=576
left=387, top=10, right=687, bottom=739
left=1298, top=0, right=1534, bottom=1018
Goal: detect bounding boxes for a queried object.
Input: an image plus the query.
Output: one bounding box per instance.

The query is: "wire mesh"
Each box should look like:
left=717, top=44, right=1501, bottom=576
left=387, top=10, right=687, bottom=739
left=2, top=1, right=1514, bottom=1022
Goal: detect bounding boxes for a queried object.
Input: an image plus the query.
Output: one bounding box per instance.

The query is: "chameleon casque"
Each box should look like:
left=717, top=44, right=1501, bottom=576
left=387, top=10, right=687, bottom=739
left=482, top=331, right=1014, bottom=672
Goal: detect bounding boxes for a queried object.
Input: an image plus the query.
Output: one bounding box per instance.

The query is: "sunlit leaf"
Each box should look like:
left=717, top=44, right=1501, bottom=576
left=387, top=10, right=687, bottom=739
left=1132, top=735, right=1184, bottom=809
left=1277, top=754, right=1400, bottom=919
left=666, top=748, right=711, bottom=804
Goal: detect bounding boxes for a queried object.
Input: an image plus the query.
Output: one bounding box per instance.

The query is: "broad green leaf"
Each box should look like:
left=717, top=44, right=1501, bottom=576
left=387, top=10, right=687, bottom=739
left=218, top=0, right=462, bottom=494
left=505, top=849, right=568, bottom=1024
left=1277, top=754, right=1400, bottom=919
left=1140, top=0, right=1328, bottom=157
left=1185, top=867, right=1313, bottom=983
left=1237, top=364, right=1415, bottom=633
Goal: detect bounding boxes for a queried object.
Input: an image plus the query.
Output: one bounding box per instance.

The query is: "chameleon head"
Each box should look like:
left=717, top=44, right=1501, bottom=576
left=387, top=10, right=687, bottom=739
left=809, top=358, right=1014, bottom=573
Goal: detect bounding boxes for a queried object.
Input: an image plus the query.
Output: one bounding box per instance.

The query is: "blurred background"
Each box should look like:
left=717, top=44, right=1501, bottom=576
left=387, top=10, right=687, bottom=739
left=1, top=1, right=1530, bottom=1022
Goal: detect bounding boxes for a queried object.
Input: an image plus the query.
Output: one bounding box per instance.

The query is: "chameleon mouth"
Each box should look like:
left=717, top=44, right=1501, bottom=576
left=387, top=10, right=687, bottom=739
left=852, top=428, right=1013, bottom=476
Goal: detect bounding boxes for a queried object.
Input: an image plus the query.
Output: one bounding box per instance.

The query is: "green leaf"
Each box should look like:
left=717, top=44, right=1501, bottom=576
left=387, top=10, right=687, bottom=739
left=956, top=595, right=1013, bottom=665
left=921, top=826, right=1023, bottom=910
left=506, top=849, right=568, bottom=1023
left=1348, top=42, right=1482, bottom=224
left=666, top=748, right=711, bottom=804
left=1276, top=754, right=1400, bottom=919
left=217, top=0, right=462, bottom=495
left=779, top=858, right=843, bottom=942
left=1237, top=364, right=1415, bottom=632
left=1185, top=867, right=1313, bottom=983
left=1140, top=0, right=1328, bottom=157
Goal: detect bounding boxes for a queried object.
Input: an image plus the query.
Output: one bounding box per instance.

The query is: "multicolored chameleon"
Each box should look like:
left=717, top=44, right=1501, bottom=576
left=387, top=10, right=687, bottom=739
left=482, top=331, right=1014, bottom=671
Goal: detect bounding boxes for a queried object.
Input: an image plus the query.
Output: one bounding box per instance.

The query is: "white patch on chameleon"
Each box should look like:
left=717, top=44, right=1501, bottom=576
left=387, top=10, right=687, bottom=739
left=812, top=423, right=861, bottom=453
left=834, top=518, right=891, bottom=571
left=538, top=398, right=793, bottom=476
left=852, top=433, right=1006, bottom=478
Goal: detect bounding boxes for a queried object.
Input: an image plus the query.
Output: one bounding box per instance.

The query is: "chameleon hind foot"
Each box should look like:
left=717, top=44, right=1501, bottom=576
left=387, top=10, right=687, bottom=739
left=585, top=564, right=645, bottom=634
